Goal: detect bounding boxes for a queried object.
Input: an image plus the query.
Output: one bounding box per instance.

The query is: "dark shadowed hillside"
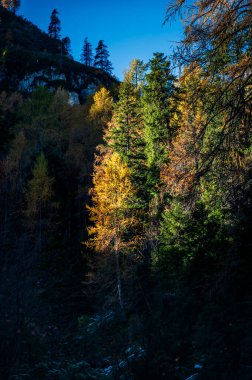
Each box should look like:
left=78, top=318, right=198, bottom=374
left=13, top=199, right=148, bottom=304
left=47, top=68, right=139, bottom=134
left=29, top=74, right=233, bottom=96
left=0, top=6, right=118, bottom=98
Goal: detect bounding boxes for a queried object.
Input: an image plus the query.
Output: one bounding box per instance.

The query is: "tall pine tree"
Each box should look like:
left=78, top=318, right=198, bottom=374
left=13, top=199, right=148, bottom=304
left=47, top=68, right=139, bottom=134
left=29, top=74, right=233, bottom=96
left=124, top=58, right=147, bottom=89
left=48, top=9, right=61, bottom=39
left=142, top=52, right=176, bottom=195
left=81, top=37, right=93, bottom=66
left=106, top=65, right=146, bottom=193
left=94, top=40, right=113, bottom=74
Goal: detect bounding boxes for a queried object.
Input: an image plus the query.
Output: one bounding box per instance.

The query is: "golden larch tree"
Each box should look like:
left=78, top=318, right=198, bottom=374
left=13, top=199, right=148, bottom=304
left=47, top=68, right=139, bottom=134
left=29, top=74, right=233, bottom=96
left=87, top=150, right=141, bottom=316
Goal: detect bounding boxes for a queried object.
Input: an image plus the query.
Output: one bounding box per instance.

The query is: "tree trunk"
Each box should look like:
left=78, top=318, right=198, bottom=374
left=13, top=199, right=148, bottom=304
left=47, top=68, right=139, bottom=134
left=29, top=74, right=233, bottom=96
left=115, top=245, right=126, bottom=321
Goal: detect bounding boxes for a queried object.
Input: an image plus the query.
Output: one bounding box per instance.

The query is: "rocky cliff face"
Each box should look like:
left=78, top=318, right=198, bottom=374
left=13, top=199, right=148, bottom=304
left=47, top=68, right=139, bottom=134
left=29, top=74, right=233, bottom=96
left=14, top=67, right=103, bottom=105
left=0, top=62, right=117, bottom=104
left=0, top=7, right=118, bottom=102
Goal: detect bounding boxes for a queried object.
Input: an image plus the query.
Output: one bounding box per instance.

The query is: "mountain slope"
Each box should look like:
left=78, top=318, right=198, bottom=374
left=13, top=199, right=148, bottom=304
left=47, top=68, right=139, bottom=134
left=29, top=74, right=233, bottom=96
left=0, top=6, right=117, bottom=100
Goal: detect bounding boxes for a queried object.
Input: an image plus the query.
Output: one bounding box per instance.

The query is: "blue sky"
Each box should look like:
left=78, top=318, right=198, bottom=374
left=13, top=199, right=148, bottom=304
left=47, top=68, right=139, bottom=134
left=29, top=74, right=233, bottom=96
left=19, top=0, right=183, bottom=79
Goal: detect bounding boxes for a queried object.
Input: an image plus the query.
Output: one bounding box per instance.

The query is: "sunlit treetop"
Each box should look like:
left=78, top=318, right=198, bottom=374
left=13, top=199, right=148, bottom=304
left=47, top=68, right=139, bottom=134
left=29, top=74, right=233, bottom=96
left=1, top=0, right=20, bottom=13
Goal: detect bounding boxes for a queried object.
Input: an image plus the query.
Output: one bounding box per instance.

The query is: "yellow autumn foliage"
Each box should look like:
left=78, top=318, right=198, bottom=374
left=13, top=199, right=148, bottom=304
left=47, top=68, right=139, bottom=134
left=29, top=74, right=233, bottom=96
left=87, top=150, right=141, bottom=253
left=89, top=87, right=113, bottom=127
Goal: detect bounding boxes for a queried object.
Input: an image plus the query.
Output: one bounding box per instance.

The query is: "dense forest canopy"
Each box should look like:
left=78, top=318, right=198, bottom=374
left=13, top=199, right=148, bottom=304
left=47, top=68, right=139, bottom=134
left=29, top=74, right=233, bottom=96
left=0, top=1, right=251, bottom=379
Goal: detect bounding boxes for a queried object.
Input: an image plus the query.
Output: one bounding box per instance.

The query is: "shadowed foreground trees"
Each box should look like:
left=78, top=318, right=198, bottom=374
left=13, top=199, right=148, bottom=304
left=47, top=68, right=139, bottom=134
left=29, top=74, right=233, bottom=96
left=26, top=153, right=54, bottom=245
left=0, top=85, right=108, bottom=379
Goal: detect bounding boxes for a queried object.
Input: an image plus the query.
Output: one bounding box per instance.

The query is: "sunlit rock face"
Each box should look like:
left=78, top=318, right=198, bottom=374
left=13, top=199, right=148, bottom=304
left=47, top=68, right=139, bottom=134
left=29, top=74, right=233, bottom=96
left=18, top=67, right=67, bottom=92
left=83, top=83, right=97, bottom=96
left=18, top=71, right=48, bottom=92
left=68, top=91, right=80, bottom=106
left=12, top=67, right=102, bottom=103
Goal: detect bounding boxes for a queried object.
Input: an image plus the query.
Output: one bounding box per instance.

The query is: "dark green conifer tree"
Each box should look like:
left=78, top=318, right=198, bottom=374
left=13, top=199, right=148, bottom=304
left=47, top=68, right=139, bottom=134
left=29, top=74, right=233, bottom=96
left=81, top=37, right=93, bottom=66
left=94, top=40, right=113, bottom=74
left=48, top=8, right=61, bottom=39
left=62, top=36, right=72, bottom=59
left=142, top=52, right=176, bottom=195
left=106, top=80, right=146, bottom=193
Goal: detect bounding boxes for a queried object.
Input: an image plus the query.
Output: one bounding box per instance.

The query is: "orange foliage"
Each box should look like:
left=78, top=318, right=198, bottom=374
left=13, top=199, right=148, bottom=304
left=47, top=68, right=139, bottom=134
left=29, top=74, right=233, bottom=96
left=161, top=69, right=206, bottom=197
